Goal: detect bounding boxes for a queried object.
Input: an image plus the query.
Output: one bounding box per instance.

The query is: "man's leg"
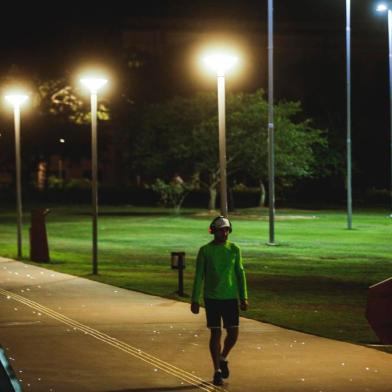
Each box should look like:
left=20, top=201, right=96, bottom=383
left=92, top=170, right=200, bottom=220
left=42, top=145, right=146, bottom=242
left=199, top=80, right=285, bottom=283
left=205, top=299, right=224, bottom=385
left=219, top=326, right=239, bottom=379
left=209, top=328, right=222, bottom=371
left=221, top=326, right=239, bottom=358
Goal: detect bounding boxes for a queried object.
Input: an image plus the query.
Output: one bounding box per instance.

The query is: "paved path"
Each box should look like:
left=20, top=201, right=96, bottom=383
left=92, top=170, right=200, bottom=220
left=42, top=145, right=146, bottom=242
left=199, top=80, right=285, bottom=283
left=0, top=256, right=391, bottom=392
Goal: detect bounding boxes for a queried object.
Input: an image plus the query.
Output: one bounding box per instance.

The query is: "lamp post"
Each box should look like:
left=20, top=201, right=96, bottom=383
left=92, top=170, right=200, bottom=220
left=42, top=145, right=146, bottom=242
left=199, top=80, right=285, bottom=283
left=58, top=138, right=65, bottom=182
left=203, top=53, right=238, bottom=217
left=377, top=2, right=392, bottom=217
left=5, top=93, right=28, bottom=260
left=346, top=0, right=353, bottom=229
left=267, top=0, right=276, bottom=244
left=80, top=76, right=107, bottom=274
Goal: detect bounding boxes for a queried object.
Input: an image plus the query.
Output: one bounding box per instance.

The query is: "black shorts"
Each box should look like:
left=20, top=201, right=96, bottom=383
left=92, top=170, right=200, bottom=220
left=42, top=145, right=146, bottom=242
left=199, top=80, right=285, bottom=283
left=204, top=298, right=239, bottom=329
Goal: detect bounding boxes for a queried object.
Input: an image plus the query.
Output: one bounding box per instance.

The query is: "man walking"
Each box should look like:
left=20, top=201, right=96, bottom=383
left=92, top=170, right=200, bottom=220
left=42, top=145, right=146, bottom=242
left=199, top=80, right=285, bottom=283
left=191, top=216, right=248, bottom=386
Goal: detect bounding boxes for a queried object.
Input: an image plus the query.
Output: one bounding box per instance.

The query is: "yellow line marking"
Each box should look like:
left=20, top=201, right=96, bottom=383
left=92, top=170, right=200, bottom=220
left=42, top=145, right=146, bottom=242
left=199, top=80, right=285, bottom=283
left=0, top=288, right=226, bottom=392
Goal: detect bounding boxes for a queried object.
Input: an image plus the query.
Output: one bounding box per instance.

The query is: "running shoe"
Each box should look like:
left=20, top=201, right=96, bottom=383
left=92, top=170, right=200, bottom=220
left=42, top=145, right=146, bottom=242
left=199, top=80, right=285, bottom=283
left=213, top=371, right=223, bottom=386
left=220, top=360, right=229, bottom=379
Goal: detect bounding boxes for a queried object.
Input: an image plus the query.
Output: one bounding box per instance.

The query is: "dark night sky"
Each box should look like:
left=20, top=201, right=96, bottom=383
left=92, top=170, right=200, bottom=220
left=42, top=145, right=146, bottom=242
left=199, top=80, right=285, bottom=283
left=0, top=0, right=390, bottom=190
left=0, top=1, right=383, bottom=69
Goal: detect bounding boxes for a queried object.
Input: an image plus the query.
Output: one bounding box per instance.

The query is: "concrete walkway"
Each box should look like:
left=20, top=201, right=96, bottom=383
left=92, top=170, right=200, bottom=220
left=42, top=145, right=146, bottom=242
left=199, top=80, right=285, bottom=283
left=0, top=256, right=391, bottom=392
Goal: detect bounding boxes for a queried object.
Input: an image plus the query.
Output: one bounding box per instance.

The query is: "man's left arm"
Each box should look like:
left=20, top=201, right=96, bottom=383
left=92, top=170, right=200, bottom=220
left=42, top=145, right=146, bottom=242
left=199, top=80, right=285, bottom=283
left=235, top=246, right=248, bottom=310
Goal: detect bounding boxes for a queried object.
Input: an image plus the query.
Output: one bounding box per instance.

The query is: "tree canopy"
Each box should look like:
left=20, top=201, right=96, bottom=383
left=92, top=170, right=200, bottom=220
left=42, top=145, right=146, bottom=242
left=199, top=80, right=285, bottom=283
left=131, top=89, right=330, bottom=209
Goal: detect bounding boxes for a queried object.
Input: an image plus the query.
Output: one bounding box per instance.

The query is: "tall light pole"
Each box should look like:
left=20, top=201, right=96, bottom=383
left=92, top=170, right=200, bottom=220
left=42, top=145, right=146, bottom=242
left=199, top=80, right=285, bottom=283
left=5, top=93, right=28, bottom=260
left=80, top=76, right=107, bottom=274
left=203, top=53, right=238, bottom=217
left=267, top=0, right=276, bottom=244
left=377, top=2, right=392, bottom=217
left=346, top=0, right=353, bottom=229
left=58, top=138, right=66, bottom=183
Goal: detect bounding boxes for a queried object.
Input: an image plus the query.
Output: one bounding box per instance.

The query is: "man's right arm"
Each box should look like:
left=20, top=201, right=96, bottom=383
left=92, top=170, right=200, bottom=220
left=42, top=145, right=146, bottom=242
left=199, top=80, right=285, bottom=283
left=191, top=247, right=205, bottom=310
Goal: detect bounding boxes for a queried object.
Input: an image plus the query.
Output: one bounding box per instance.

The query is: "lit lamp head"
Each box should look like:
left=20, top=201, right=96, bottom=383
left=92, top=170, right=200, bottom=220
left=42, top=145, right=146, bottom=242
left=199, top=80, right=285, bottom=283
left=203, top=53, right=239, bottom=77
left=376, top=2, right=390, bottom=12
left=80, top=77, right=108, bottom=94
left=5, top=94, right=28, bottom=109
left=171, top=251, right=185, bottom=270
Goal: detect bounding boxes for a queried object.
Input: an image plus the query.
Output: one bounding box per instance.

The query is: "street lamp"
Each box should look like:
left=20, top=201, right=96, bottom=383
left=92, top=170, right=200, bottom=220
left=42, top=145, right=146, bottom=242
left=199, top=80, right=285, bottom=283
left=80, top=76, right=107, bottom=274
left=203, top=52, right=238, bottom=217
left=346, top=0, right=353, bottom=229
left=376, top=2, right=392, bottom=217
left=58, top=138, right=65, bottom=182
left=267, top=0, right=276, bottom=244
left=5, top=93, right=28, bottom=260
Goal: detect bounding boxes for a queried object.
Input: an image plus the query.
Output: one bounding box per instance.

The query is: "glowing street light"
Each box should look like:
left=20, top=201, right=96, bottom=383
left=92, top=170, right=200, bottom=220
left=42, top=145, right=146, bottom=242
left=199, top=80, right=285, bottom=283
left=80, top=75, right=108, bottom=274
left=80, top=78, right=107, bottom=94
left=5, top=94, right=28, bottom=107
left=5, top=92, right=28, bottom=259
left=377, top=3, right=389, bottom=12
left=203, top=54, right=238, bottom=77
left=376, top=2, right=392, bottom=217
left=203, top=51, right=238, bottom=217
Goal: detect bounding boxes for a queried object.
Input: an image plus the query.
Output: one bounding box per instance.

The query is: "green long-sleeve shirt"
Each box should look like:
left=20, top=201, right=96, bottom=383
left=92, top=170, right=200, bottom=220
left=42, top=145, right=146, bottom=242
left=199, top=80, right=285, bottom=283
left=191, top=241, right=248, bottom=303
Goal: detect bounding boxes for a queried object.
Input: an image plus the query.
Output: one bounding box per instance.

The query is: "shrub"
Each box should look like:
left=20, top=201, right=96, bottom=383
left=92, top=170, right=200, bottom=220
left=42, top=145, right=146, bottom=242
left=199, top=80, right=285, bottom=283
left=149, top=178, right=192, bottom=213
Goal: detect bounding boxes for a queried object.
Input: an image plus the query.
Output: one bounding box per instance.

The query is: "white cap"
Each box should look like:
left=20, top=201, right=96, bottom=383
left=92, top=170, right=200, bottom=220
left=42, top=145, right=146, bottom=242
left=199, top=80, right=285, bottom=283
left=214, top=217, right=231, bottom=229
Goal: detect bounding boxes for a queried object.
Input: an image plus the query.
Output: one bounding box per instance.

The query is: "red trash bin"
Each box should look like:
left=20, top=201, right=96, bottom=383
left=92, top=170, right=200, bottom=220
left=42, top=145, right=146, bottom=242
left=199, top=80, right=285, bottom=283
left=29, top=208, right=51, bottom=263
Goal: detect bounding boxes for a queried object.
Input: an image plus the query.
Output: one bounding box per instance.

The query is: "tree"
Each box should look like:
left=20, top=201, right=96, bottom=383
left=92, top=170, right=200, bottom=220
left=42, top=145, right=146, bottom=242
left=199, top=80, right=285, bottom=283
left=227, top=90, right=329, bottom=206
left=132, top=92, right=223, bottom=209
left=0, top=66, right=115, bottom=189
left=26, top=78, right=112, bottom=186
left=132, top=90, right=329, bottom=209
left=149, top=177, right=193, bottom=213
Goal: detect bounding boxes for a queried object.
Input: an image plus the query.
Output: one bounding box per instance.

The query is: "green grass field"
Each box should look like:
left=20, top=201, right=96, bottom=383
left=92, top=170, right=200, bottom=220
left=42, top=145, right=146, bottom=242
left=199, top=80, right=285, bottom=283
left=0, top=205, right=391, bottom=345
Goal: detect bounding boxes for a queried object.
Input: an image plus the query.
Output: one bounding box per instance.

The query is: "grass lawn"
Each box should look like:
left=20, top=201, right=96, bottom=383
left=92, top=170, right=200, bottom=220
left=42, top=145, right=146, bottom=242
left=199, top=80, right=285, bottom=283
left=0, top=204, right=391, bottom=345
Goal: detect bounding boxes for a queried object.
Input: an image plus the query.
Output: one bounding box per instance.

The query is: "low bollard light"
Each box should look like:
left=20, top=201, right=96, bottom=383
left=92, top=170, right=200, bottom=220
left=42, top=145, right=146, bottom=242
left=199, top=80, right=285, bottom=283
left=171, top=252, right=186, bottom=297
